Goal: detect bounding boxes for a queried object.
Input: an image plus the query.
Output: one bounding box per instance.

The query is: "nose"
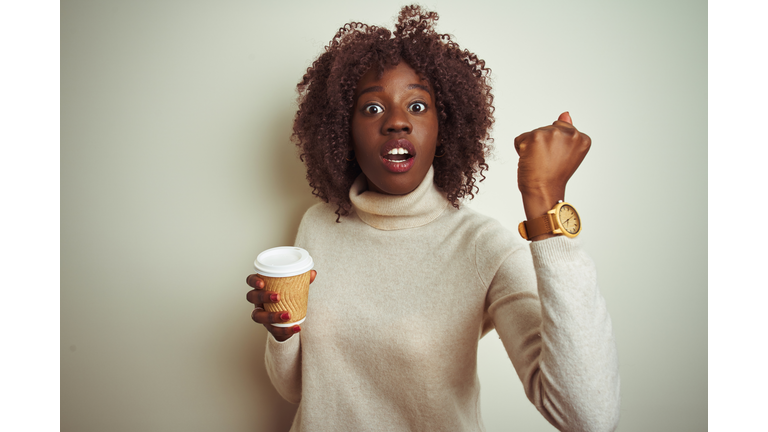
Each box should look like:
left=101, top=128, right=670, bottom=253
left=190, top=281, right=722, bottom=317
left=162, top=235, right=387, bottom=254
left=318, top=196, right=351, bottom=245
left=382, top=107, right=412, bottom=134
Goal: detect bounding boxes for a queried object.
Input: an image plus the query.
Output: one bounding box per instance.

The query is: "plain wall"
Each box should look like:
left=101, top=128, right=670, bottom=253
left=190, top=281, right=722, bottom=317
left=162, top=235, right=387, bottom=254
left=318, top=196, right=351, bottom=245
left=61, top=1, right=707, bottom=431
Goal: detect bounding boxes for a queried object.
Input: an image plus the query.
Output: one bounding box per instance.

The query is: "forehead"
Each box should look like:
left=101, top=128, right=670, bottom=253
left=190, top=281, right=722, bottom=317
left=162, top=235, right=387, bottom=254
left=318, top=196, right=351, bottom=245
left=355, top=62, right=432, bottom=95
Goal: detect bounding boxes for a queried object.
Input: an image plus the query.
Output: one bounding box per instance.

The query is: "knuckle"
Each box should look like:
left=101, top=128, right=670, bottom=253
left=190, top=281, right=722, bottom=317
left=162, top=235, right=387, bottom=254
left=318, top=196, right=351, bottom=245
left=270, top=326, right=288, bottom=338
left=251, top=290, right=264, bottom=303
left=246, top=274, right=262, bottom=288
left=532, top=128, right=552, bottom=141
left=248, top=290, right=267, bottom=305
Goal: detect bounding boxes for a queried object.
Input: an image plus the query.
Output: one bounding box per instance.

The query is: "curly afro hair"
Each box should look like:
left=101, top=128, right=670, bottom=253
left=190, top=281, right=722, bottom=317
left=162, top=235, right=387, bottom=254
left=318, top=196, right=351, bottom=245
left=292, top=5, right=494, bottom=220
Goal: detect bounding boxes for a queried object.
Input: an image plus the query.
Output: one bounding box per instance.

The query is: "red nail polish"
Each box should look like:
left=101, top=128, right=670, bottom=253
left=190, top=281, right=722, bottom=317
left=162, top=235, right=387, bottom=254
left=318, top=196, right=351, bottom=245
left=281, top=313, right=290, bottom=321
left=293, top=326, right=301, bottom=333
left=270, top=294, right=279, bottom=302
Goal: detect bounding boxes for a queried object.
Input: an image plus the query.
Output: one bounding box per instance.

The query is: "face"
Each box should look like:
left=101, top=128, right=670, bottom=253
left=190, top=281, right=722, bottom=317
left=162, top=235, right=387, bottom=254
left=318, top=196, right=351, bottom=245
left=351, top=62, right=439, bottom=195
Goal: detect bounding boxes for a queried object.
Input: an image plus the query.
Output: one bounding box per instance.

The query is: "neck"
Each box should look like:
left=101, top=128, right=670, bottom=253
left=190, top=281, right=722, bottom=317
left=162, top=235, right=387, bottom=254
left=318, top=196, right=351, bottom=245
left=349, top=166, right=449, bottom=230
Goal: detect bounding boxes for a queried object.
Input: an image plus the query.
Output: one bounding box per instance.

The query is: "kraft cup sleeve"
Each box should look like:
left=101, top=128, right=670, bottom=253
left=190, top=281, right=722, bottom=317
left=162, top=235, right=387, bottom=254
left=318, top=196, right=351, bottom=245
left=261, top=271, right=311, bottom=326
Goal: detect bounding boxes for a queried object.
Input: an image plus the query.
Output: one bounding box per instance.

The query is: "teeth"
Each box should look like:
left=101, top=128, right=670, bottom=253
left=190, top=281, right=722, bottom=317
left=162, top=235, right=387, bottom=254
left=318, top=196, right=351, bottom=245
left=387, top=148, right=410, bottom=155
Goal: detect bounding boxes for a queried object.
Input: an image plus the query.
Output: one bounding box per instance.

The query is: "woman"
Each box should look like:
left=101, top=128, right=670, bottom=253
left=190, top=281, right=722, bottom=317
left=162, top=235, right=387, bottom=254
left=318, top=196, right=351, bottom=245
left=246, top=6, right=620, bottom=431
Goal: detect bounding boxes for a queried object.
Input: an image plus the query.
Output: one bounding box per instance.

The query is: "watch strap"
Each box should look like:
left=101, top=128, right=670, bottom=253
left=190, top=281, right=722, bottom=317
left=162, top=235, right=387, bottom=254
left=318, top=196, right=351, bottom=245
left=519, top=213, right=554, bottom=240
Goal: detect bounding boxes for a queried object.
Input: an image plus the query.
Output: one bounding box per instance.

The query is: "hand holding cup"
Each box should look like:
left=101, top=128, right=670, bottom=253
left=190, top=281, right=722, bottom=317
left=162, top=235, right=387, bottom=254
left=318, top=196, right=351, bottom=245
left=246, top=247, right=316, bottom=342
left=246, top=271, right=317, bottom=341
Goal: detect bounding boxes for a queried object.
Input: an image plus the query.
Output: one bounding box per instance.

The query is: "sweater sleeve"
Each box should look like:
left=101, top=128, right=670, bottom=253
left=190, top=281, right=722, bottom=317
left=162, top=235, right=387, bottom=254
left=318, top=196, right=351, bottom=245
left=484, top=235, right=620, bottom=432
left=264, top=333, right=302, bottom=403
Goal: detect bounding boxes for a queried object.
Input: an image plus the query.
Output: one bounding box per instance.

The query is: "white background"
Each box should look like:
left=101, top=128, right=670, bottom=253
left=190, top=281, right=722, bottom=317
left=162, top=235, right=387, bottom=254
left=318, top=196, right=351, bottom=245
left=4, top=0, right=750, bottom=430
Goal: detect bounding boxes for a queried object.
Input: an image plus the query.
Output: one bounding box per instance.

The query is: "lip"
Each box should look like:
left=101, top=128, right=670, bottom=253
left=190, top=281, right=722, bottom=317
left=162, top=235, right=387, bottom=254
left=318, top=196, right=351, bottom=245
left=380, top=139, right=417, bottom=158
left=379, top=139, right=417, bottom=173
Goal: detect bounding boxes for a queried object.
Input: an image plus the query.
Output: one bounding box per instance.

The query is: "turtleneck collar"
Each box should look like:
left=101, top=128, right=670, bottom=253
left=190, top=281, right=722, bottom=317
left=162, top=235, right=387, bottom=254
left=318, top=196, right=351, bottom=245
left=349, top=166, right=449, bottom=231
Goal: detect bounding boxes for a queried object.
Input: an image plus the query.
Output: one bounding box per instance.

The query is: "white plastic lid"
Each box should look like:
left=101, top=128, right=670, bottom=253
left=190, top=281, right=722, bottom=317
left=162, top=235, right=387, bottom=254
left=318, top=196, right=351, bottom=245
left=254, top=246, right=314, bottom=277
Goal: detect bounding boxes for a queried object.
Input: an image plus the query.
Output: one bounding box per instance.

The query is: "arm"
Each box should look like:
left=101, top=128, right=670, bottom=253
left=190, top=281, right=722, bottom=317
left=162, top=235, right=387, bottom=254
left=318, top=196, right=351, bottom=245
left=486, top=237, right=620, bottom=432
left=487, top=112, right=619, bottom=430
left=264, top=329, right=303, bottom=404
left=246, top=207, right=319, bottom=403
left=247, top=272, right=312, bottom=404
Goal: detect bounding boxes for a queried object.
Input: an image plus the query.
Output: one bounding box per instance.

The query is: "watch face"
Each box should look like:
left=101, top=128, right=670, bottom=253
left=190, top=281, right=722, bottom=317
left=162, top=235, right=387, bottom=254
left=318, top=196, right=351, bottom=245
left=557, top=204, right=581, bottom=235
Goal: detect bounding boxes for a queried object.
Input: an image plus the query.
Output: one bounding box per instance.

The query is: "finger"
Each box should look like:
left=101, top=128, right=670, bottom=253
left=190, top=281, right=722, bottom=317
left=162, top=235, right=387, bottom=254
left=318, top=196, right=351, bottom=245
left=551, top=119, right=577, bottom=133
left=246, top=274, right=265, bottom=289
left=246, top=289, right=280, bottom=305
left=251, top=308, right=293, bottom=325
left=309, top=270, right=317, bottom=284
left=269, top=325, right=302, bottom=341
left=557, top=111, right=572, bottom=124
left=513, top=132, right=530, bottom=154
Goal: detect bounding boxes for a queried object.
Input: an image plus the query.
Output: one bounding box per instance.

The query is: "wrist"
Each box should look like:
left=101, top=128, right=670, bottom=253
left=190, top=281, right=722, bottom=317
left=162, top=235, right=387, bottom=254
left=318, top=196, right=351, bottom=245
left=528, top=232, right=556, bottom=241
left=519, top=189, right=570, bottom=241
left=521, top=190, right=563, bottom=221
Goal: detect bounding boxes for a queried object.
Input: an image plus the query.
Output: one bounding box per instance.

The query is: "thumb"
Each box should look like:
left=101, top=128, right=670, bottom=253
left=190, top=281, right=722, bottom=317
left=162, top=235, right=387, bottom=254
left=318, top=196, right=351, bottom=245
left=557, top=111, right=572, bottom=125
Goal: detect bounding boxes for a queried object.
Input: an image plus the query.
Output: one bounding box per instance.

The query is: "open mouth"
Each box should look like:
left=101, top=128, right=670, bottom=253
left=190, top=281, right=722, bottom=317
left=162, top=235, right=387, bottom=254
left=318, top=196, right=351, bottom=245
left=383, top=147, right=414, bottom=163
left=380, top=139, right=417, bottom=173
left=380, top=139, right=417, bottom=160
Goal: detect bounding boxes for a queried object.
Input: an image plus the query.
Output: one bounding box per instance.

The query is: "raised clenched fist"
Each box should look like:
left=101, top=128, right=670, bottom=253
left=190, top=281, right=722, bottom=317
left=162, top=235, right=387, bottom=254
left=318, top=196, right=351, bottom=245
left=514, top=112, right=591, bottom=238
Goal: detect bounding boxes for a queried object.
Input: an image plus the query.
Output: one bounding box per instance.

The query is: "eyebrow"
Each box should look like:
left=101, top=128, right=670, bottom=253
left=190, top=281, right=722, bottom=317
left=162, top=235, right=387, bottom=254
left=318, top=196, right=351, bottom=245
left=356, top=83, right=433, bottom=99
left=407, top=83, right=431, bottom=94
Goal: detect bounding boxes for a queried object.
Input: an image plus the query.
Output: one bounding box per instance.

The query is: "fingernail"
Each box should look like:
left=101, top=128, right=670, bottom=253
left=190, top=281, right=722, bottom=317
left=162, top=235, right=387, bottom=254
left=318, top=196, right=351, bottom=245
left=270, top=294, right=279, bottom=302
left=281, top=313, right=290, bottom=321
left=292, top=326, right=301, bottom=333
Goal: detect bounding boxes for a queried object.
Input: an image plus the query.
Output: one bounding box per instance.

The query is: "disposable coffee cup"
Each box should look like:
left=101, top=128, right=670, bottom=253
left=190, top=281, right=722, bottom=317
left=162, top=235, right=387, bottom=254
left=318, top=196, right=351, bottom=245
left=254, top=246, right=314, bottom=327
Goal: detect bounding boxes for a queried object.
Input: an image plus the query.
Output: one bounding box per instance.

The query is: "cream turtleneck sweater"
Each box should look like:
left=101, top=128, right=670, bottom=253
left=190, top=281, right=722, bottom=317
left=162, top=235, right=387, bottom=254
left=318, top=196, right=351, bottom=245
left=264, top=167, right=620, bottom=432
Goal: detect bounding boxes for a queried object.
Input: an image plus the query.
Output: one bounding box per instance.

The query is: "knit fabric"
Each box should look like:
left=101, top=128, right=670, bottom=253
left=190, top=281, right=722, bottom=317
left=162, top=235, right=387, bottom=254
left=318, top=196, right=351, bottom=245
left=264, top=167, right=620, bottom=432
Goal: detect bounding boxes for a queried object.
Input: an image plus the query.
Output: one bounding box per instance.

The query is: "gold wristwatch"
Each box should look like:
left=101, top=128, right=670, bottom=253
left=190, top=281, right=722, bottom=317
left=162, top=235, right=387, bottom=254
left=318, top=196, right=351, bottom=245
left=518, top=200, right=581, bottom=240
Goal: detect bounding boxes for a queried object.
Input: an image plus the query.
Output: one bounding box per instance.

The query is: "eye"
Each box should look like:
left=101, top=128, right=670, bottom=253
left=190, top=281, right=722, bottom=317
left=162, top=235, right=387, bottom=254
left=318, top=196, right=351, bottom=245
left=409, top=102, right=427, bottom=113
left=364, top=104, right=383, bottom=115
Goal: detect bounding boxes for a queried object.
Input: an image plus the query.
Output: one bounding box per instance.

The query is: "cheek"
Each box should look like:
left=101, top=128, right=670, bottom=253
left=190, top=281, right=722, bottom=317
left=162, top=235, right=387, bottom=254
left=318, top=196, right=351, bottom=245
left=420, top=115, right=439, bottom=145
left=351, top=120, right=378, bottom=152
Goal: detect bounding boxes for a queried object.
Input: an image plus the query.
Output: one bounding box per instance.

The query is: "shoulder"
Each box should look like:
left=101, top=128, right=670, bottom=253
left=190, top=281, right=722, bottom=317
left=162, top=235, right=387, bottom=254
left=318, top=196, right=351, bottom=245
left=445, top=206, right=531, bottom=285
left=294, top=202, right=359, bottom=247
left=447, top=206, right=526, bottom=250
left=300, top=202, right=336, bottom=223
left=296, top=202, right=337, bottom=235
